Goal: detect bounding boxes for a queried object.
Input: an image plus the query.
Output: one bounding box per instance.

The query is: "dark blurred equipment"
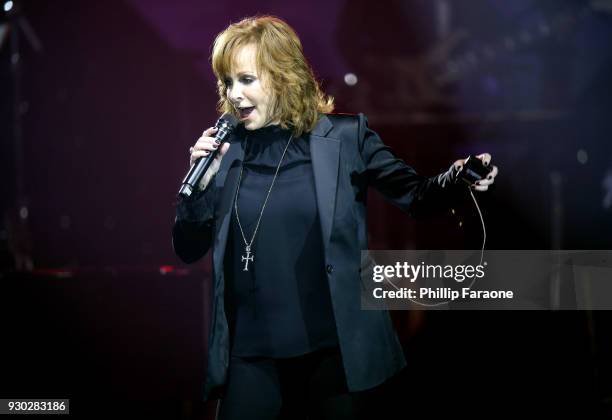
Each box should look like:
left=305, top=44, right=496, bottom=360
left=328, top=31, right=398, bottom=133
left=456, top=155, right=492, bottom=185
left=336, top=0, right=612, bottom=122
left=3, top=205, right=33, bottom=272
left=1, top=0, right=42, bottom=272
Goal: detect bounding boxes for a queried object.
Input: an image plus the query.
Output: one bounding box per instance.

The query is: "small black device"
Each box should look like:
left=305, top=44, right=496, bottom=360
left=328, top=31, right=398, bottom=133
left=456, top=155, right=492, bottom=185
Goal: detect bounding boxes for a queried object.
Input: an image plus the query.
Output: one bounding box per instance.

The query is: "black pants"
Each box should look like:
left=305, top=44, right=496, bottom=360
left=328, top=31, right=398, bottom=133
left=217, top=346, right=362, bottom=420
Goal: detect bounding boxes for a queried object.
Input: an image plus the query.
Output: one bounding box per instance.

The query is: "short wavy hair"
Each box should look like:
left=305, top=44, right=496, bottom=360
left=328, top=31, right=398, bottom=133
left=211, top=15, right=334, bottom=137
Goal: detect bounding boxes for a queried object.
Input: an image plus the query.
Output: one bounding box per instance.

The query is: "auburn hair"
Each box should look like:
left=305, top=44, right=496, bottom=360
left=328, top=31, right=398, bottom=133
left=211, top=15, right=334, bottom=137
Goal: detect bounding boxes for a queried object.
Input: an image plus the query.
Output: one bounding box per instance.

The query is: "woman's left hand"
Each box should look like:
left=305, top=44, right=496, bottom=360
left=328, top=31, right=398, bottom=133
left=453, top=153, right=499, bottom=192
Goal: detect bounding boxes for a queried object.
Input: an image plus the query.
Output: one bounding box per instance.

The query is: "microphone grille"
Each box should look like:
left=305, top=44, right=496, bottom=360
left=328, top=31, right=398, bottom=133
left=219, top=112, right=239, bottom=129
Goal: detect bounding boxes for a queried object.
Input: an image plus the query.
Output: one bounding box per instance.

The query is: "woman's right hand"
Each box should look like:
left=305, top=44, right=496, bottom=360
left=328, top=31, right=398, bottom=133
left=189, top=126, right=231, bottom=191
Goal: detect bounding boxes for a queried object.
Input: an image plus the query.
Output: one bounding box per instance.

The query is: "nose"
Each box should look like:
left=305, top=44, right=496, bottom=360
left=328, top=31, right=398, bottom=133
left=228, top=83, right=243, bottom=106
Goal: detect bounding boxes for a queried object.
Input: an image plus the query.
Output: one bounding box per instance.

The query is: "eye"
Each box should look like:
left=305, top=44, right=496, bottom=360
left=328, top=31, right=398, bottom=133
left=223, top=78, right=232, bottom=88
left=240, top=76, right=254, bottom=84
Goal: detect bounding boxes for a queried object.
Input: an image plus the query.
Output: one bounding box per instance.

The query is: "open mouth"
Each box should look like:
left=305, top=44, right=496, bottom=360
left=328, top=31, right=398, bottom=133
left=238, top=107, right=255, bottom=119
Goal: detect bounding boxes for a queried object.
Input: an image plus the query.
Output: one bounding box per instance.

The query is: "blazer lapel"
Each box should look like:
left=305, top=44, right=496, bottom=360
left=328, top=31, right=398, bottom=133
left=310, top=116, right=340, bottom=254
left=213, top=135, right=245, bottom=276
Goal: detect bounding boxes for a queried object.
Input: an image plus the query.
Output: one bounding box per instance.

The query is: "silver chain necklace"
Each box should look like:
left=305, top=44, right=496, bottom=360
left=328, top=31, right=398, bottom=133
left=234, top=132, right=294, bottom=271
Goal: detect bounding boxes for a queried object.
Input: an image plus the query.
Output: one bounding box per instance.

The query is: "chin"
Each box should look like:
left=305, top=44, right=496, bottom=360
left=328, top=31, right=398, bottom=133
left=245, top=121, right=264, bottom=130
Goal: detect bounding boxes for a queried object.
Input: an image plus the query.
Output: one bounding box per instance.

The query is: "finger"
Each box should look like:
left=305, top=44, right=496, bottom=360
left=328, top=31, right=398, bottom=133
left=471, top=184, right=489, bottom=192
left=194, top=137, right=220, bottom=151
left=194, top=136, right=215, bottom=146
left=476, top=178, right=493, bottom=187
left=202, top=127, right=218, bottom=137
left=191, top=150, right=212, bottom=160
left=214, top=143, right=231, bottom=162
left=190, top=151, right=210, bottom=165
left=475, top=153, right=492, bottom=166
left=486, top=165, right=498, bottom=179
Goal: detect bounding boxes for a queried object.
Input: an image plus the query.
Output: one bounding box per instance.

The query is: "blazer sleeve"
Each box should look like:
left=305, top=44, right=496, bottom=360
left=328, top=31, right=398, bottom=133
left=357, top=113, right=465, bottom=218
left=171, top=178, right=218, bottom=264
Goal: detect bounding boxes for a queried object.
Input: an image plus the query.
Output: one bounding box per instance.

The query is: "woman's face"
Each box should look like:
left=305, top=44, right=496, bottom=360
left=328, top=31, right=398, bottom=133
left=225, top=44, right=277, bottom=130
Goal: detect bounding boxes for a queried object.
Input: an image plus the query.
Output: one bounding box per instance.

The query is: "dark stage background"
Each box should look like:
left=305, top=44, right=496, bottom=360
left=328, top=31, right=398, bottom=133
left=1, top=0, right=612, bottom=418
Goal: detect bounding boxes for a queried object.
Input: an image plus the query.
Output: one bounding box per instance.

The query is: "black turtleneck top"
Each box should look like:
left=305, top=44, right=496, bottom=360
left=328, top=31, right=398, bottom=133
left=224, top=124, right=339, bottom=358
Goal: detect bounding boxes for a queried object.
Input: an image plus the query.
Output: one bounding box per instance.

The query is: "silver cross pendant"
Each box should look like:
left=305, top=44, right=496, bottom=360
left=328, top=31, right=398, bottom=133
left=241, top=246, right=254, bottom=271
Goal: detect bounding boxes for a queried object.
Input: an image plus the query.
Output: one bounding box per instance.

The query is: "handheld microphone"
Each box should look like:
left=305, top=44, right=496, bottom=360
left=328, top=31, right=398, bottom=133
left=177, top=113, right=239, bottom=199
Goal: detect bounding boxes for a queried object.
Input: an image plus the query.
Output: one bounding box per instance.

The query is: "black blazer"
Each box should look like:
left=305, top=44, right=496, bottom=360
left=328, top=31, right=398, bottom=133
left=173, top=113, right=461, bottom=401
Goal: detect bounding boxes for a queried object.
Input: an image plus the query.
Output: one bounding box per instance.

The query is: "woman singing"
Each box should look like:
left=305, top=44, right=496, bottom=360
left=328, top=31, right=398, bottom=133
left=172, top=15, right=498, bottom=420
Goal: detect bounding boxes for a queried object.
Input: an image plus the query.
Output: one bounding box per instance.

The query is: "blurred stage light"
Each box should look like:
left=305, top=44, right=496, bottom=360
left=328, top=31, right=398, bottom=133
left=344, top=73, right=358, bottom=86
left=538, top=23, right=550, bottom=36
left=577, top=149, right=588, bottom=165
left=3, top=1, right=13, bottom=13
left=159, top=265, right=175, bottom=275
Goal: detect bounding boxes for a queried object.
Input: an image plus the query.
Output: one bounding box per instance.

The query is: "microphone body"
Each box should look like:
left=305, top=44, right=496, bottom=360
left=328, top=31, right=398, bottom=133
left=177, top=113, right=238, bottom=199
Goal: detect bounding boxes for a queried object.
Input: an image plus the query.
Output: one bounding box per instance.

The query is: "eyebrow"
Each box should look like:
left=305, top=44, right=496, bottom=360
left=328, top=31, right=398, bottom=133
left=222, top=71, right=256, bottom=82
left=226, top=71, right=255, bottom=78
